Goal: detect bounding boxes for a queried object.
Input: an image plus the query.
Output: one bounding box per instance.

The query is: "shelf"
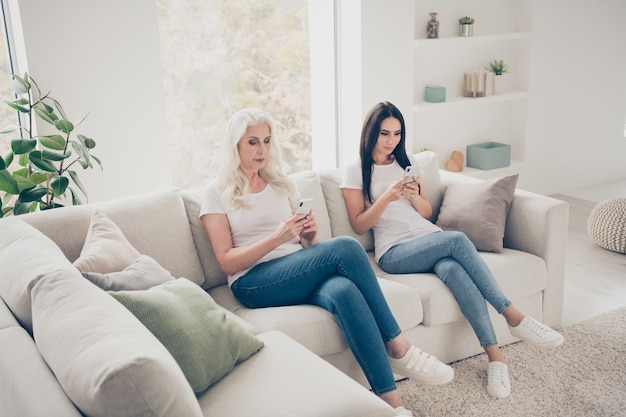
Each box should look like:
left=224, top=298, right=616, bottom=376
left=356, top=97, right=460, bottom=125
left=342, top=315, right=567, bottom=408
left=414, top=32, right=532, bottom=47
left=414, top=90, right=529, bottom=113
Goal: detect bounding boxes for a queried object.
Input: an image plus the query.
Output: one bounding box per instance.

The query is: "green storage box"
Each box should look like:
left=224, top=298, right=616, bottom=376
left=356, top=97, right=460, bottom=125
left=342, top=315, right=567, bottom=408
left=466, top=142, right=511, bottom=170
left=424, top=86, right=446, bottom=103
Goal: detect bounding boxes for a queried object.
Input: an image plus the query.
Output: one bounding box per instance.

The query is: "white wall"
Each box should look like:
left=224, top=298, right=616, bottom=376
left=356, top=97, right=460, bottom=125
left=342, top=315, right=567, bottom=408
left=10, top=0, right=171, bottom=203
left=521, top=0, right=626, bottom=195
left=7, top=0, right=625, bottom=202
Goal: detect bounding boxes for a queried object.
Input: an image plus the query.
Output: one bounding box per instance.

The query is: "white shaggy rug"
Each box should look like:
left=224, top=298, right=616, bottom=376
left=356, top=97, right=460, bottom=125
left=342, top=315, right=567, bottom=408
left=397, top=308, right=626, bottom=417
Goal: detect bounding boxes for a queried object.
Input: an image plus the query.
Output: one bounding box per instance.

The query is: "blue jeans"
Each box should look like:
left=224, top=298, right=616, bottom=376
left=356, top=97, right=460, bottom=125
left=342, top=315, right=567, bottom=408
left=230, top=236, right=401, bottom=396
left=378, top=231, right=511, bottom=347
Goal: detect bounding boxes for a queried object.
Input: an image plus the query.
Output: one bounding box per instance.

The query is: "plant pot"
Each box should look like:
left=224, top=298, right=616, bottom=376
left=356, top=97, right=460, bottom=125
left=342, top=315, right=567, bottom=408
left=459, top=24, right=473, bottom=37
left=492, top=74, right=503, bottom=95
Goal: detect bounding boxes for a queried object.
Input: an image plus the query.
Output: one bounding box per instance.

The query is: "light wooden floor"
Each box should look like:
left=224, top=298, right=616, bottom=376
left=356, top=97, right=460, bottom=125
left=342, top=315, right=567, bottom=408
left=550, top=193, right=626, bottom=327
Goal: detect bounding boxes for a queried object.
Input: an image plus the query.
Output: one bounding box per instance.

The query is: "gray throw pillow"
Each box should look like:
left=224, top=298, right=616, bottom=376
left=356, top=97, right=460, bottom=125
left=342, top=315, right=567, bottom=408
left=436, top=174, right=518, bottom=252
left=82, top=255, right=175, bottom=291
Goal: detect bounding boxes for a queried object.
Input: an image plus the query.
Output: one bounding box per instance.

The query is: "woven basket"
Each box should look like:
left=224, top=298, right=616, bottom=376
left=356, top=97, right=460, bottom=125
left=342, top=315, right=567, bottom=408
left=587, top=198, right=626, bottom=254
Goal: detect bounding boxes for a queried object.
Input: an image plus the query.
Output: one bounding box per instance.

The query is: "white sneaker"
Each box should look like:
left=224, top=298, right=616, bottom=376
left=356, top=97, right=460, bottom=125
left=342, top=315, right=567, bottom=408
left=388, top=345, right=454, bottom=385
left=509, top=316, right=564, bottom=349
left=487, top=361, right=511, bottom=399
left=394, top=406, right=413, bottom=416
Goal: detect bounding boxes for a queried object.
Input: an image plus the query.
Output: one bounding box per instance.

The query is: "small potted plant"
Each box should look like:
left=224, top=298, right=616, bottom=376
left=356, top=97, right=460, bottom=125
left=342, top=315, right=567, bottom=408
left=458, top=16, right=475, bottom=37
left=485, top=59, right=510, bottom=95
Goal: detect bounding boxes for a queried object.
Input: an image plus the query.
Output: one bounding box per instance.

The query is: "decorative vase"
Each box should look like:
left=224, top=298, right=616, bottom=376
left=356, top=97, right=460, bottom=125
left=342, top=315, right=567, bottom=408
left=459, top=24, right=473, bottom=37
left=492, top=74, right=503, bottom=95
left=427, top=12, right=439, bottom=39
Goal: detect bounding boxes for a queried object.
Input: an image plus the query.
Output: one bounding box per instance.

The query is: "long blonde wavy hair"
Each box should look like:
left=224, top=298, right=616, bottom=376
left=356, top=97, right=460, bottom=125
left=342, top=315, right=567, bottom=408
left=215, top=108, right=297, bottom=210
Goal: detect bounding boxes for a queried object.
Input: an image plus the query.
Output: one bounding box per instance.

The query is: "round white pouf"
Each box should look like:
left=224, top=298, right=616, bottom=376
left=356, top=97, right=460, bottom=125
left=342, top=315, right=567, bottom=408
left=587, top=198, right=626, bottom=254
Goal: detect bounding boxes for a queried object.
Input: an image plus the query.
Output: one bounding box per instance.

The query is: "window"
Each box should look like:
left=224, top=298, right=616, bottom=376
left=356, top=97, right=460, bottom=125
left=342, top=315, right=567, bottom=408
left=0, top=1, right=17, bottom=153
left=157, top=0, right=312, bottom=190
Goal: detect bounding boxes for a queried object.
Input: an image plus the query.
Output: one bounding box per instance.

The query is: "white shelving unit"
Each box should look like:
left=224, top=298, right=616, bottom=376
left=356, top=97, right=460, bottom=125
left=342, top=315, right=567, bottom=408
left=412, top=0, right=533, bottom=179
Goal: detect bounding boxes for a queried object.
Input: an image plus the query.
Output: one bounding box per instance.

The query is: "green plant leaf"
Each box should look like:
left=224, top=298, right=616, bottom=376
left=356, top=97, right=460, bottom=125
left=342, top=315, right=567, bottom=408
left=18, top=153, right=29, bottom=167
left=0, top=170, right=19, bottom=194
left=73, top=111, right=91, bottom=128
left=3, top=151, right=13, bottom=168
left=39, top=149, right=70, bottom=162
left=50, top=176, right=69, bottom=196
left=69, top=186, right=84, bottom=205
left=34, top=105, right=57, bottom=124
left=91, top=154, right=103, bottom=170
left=0, top=158, right=4, bottom=171
left=29, top=151, right=58, bottom=172
left=18, top=185, right=48, bottom=203
left=14, top=173, right=36, bottom=191
left=11, top=138, right=37, bottom=155
left=71, top=141, right=91, bottom=168
left=68, top=170, right=87, bottom=199
left=77, top=134, right=96, bottom=149
left=6, top=102, right=30, bottom=113
left=13, top=200, right=37, bottom=215
left=11, top=76, right=29, bottom=95
left=38, top=134, right=66, bottom=150
left=55, top=119, right=74, bottom=134
left=49, top=97, right=68, bottom=121
left=29, top=172, right=47, bottom=185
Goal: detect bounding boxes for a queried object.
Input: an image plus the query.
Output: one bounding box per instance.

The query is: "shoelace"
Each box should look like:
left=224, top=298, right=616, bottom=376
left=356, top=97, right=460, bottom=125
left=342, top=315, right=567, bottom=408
left=489, top=363, right=509, bottom=388
left=523, top=318, right=551, bottom=338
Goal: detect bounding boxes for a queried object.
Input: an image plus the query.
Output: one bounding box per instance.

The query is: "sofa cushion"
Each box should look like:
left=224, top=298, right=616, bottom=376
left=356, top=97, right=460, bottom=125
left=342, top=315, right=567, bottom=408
left=31, top=267, right=203, bottom=417
left=18, top=187, right=206, bottom=286
left=82, top=255, right=175, bottom=291
left=436, top=174, right=518, bottom=252
left=180, top=190, right=228, bottom=290
left=208, top=278, right=422, bottom=357
left=0, top=299, right=19, bottom=330
left=289, top=170, right=333, bottom=241
left=0, top=326, right=83, bottom=417
left=73, top=211, right=141, bottom=274
left=197, top=330, right=396, bottom=417
left=109, top=278, right=264, bottom=394
left=378, top=249, right=548, bottom=327
left=0, top=220, right=72, bottom=333
left=413, top=151, right=445, bottom=221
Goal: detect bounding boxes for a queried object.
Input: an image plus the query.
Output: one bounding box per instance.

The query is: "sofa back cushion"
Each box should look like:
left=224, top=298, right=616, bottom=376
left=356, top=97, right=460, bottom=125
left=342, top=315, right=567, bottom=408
left=31, top=266, right=203, bottom=417
left=0, top=220, right=72, bottom=332
left=15, top=187, right=206, bottom=286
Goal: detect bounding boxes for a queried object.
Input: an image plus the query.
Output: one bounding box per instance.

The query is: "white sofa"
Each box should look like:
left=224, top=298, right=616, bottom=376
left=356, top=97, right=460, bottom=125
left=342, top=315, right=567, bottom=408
left=0, top=152, right=569, bottom=417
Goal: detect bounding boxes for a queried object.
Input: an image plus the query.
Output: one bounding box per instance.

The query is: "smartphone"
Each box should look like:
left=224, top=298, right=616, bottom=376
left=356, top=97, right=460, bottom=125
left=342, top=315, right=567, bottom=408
left=295, top=198, right=314, bottom=215
left=402, top=166, right=422, bottom=184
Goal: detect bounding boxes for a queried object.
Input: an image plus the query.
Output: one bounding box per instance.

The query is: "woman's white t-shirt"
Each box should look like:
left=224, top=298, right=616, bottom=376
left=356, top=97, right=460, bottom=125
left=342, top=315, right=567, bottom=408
left=340, top=158, right=441, bottom=262
left=199, top=181, right=302, bottom=286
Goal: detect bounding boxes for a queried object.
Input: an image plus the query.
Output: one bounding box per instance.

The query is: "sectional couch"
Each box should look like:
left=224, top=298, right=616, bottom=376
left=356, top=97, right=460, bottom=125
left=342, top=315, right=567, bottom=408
left=0, top=151, right=569, bottom=416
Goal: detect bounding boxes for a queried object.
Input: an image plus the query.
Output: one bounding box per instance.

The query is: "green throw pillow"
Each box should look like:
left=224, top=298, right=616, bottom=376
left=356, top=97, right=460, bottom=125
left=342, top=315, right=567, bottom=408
left=109, top=278, right=263, bottom=393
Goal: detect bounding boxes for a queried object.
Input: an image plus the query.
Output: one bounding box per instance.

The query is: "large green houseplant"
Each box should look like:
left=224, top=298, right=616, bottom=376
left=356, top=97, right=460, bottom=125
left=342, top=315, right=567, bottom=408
left=0, top=73, right=102, bottom=217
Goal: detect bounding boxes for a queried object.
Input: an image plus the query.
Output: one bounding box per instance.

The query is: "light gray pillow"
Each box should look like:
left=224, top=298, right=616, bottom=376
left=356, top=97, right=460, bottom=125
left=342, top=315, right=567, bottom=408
left=82, top=255, right=175, bottom=291
left=436, top=174, right=518, bottom=252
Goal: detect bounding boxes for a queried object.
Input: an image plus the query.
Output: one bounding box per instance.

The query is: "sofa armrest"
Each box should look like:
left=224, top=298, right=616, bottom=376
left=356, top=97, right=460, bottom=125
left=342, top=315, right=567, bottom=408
left=504, top=189, right=569, bottom=328
left=440, top=170, right=569, bottom=328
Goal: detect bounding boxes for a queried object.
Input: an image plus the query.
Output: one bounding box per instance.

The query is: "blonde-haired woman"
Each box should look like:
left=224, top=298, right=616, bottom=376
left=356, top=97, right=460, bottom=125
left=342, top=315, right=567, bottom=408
left=200, top=108, right=453, bottom=416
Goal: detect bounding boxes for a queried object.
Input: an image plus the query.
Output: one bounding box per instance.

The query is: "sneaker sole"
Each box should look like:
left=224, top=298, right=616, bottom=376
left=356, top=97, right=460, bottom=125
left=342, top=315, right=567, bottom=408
left=390, top=366, right=454, bottom=385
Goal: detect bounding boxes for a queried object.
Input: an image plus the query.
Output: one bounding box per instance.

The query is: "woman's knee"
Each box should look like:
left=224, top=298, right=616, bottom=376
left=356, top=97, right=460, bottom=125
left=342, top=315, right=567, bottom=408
left=434, top=258, right=463, bottom=281
left=328, top=236, right=367, bottom=257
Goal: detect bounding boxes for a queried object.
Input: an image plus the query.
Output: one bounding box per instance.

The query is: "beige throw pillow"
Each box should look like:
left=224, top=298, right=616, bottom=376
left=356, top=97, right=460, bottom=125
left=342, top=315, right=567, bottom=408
left=73, top=211, right=141, bottom=274
left=436, top=174, right=518, bottom=252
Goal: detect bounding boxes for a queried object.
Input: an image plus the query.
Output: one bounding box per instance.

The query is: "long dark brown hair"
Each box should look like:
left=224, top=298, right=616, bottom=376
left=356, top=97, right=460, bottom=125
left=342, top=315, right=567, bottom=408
left=359, top=101, right=411, bottom=203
